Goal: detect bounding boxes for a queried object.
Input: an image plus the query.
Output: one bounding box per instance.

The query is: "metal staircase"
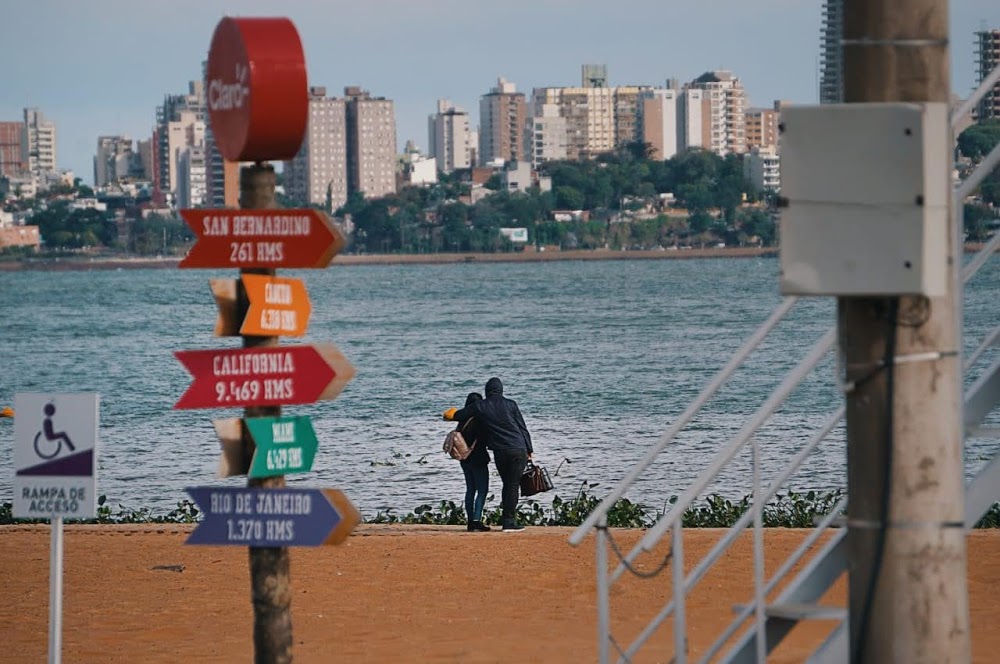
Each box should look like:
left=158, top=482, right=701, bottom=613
left=569, top=66, right=1000, bottom=664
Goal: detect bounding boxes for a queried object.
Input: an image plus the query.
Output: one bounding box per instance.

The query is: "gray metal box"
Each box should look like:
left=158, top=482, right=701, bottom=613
left=779, top=103, right=950, bottom=296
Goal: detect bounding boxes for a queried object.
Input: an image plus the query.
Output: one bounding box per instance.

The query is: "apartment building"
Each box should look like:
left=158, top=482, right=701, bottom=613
left=744, top=145, right=780, bottom=191
left=284, top=87, right=349, bottom=211
left=528, top=103, right=568, bottom=168
left=976, top=28, right=1000, bottom=121
left=155, top=81, right=205, bottom=202
left=428, top=99, right=472, bottom=173
left=479, top=77, right=527, bottom=166
left=638, top=89, right=680, bottom=160
left=532, top=86, right=614, bottom=161
left=0, top=122, right=25, bottom=176
left=613, top=87, right=649, bottom=147
left=745, top=104, right=781, bottom=150
left=678, top=88, right=709, bottom=152
left=23, top=108, right=57, bottom=176
left=94, top=135, right=143, bottom=187
left=176, top=145, right=207, bottom=209
left=345, top=86, right=397, bottom=200
left=820, top=0, right=844, bottom=104
left=204, top=130, right=239, bottom=208
left=687, top=71, right=747, bottom=156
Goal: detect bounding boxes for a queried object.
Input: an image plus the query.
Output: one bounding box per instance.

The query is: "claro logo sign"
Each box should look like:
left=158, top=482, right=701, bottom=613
left=209, top=63, right=250, bottom=112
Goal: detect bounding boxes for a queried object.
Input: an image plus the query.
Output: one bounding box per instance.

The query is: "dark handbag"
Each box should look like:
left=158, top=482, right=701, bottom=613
left=519, top=460, right=554, bottom=497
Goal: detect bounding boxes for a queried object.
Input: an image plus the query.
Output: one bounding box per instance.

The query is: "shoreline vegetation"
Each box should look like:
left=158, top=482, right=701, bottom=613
left=3, top=487, right=998, bottom=529
left=0, top=243, right=993, bottom=272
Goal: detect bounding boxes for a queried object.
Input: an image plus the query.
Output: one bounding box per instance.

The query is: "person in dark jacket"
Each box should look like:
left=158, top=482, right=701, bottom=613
left=445, top=377, right=533, bottom=532
left=456, top=392, right=491, bottom=532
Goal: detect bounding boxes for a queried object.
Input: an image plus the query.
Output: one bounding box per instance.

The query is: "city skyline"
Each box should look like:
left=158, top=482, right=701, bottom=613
left=1, top=0, right=998, bottom=184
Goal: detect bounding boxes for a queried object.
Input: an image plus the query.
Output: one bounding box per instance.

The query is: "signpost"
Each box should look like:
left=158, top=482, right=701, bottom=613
left=213, top=416, right=319, bottom=478
left=210, top=274, right=312, bottom=337
left=175, top=15, right=358, bottom=661
left=13, top=392, right=99, bottom=664
left=178, top=208, right=345, bottom=269
left=185, top=487, right=360, bottom=546
left=173, top=344, right=355, bottom=409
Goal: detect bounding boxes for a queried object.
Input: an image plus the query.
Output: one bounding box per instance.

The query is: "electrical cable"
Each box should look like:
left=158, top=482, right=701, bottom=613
left=852, top=298, right=899, bottom=664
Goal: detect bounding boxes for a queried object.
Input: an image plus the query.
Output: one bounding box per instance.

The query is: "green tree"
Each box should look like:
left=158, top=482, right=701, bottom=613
left=958, top=121, right=1000, bottom=160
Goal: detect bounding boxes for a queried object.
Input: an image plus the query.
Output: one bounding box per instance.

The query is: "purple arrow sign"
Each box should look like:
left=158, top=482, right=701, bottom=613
left=185, top=486, right=360, bottom=547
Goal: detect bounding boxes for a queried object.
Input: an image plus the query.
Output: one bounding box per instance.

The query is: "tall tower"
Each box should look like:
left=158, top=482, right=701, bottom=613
left=687, top=71, right=747, bottom=155
left=0, top=122, right=25, bottom=177
left=22, top=108, right=57, bottom=176
left=819, top=0, right=844, bottom=103
left=428, top=99, right=472, bottom=173
left=479, top=77, right=527, bottom=166
left=975, top=28, right=1000, bottom=121
left=344, top=86, right=397, bottom=200
left=283, top=87, right=348, bottom=211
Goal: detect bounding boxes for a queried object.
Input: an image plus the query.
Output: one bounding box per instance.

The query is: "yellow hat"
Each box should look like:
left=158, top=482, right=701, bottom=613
left=0, top=406, right=13, bottom=418
left=442, top=407, right=457, bottom=421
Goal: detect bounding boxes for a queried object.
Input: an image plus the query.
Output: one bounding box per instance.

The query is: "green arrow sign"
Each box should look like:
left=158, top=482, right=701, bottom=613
left=245, top=416, right=318, bottom=478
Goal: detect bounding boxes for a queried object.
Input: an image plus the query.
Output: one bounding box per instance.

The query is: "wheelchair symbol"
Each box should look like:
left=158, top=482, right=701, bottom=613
left=33, top=403, right=76, bottom=460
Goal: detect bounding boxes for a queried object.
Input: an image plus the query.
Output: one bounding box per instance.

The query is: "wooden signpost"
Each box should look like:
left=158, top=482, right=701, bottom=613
left=174, top=15, right=357, bottom=663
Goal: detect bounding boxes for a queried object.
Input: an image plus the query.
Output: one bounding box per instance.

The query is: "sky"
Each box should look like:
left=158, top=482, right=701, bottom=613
left=2, top=0, right=998, bottom=185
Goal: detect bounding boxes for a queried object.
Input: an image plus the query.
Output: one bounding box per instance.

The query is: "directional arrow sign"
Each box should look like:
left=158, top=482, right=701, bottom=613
left=173, top=344, right=355, bottom=409
left=185, top=486, right=361, bottom=547
left=246, top=415, right=318, bottom=478
left=210, top=275, right=312, bottom=337
left=178, top=208, right=345, bottom=269
left=213, top=416, right=318, bottom=478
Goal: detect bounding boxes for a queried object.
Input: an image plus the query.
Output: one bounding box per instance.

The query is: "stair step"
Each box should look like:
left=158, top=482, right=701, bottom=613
left=733, top=602, right=846, bottom=621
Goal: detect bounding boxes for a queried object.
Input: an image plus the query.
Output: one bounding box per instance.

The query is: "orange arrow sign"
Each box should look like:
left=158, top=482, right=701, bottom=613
left=209, top=275, right=312, bottom=337
left=243, top=274, right=311, bottom=336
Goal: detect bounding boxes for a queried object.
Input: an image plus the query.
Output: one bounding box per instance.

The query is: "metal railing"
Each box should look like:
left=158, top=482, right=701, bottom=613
left=569, top=66, right=1000, bottom=664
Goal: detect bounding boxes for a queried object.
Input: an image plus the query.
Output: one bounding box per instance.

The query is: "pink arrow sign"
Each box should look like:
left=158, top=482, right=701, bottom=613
left=174, top=344, right=354, bottom=409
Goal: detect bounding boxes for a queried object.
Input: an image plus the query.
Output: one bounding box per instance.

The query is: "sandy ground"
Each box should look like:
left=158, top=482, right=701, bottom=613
left=1, top=525, right=997, bottom=663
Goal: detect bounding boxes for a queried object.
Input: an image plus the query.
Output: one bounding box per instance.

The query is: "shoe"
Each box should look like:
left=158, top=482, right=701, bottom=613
left=502, top=523, right=525, bottom=532
left=466, top=523, right=475, bottom=532
left=472, top=521, right=491, bottom=532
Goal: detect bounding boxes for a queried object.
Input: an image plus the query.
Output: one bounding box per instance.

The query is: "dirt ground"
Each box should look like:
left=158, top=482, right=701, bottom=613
left=1, top=525, right=997, bottom=663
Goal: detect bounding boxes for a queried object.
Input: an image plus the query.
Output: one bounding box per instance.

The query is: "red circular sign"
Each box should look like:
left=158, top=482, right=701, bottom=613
left=206, top=17, right=308, bottom=162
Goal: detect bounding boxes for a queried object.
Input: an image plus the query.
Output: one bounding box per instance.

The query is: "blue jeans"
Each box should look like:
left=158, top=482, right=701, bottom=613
left=461, top=463, right=489, bottom=522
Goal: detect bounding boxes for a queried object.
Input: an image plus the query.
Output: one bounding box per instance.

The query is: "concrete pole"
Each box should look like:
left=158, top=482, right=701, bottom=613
left=239, top=163, right=293, bottom=664
left=840, top=1, right=970, bottom=662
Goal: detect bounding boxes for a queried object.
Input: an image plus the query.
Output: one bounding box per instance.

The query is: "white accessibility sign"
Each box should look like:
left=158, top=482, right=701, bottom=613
left=13, top=393, right=99, bottom=519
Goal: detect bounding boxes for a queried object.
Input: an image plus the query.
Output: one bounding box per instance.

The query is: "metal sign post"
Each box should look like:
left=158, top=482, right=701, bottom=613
left=13, top=392, right=99, bottom=664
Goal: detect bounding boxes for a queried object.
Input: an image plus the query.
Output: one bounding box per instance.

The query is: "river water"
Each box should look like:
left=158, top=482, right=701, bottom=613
left=1, top=256, right=997, bottom=518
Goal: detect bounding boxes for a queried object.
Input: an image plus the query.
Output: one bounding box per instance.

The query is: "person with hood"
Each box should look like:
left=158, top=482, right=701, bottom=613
left=455, top=392, right=492, bottom=532
left=445, top=377, right=533, bottom=532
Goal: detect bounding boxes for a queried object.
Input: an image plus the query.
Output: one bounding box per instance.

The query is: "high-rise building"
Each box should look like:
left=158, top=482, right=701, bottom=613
left=344, top=86, right=397, bottom=200
left=744, top=145, right=781, bottom=191
left=528, top=103, right=567, bottom=168
left=678, top=89, right=709, bottom=152
left=0, top=122, right=25, bottom=176
left=155, top=81, right=205, bottom=202
left=975, top=28, right=1000, bottom=121
left=136, top=138, right=154, bottom=183
left=284, top=86, right=349, bottom=210
left=204, top=131, right=239, bottom=208
left=22, top=108, right=57, bottom=176
left=428, top=99, right=472, bottom=173
left=94, top=135, right=142, bottom=187
left=638, top=89, right=680, bottom=160
left=613, top=87, right=648, bottom=147
left=479, top=77, right=527, bottom=166
left=687, top=71, right=747, bottom=155
left=820, top=0, right=844, bottom=103
left=532, top=86, right=615, bottom=161
left=744, top=103, right=781, bottom=150
left=176, top=145, right=207, bottom=209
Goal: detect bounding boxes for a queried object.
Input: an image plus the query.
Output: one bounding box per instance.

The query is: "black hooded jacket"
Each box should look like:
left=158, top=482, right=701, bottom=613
left=452, top=378, right=533, bottom=454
